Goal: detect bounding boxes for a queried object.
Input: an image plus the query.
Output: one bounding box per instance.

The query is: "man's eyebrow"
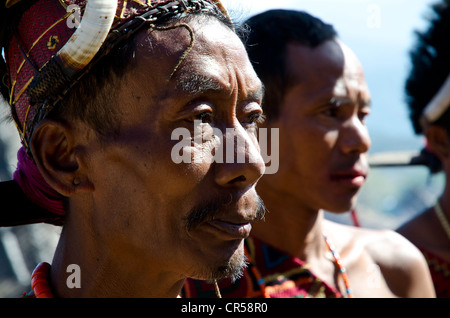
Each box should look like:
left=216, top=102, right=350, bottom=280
left=329, top=96, right=353, bottom=106
left=362, top=99, right=372, bottom=107
left=246, top=82, right=265, bottom=102
left=176, top=74, right=265, bottom=102
left=328, top=96, right=372, bottom=107
left=176, top=74, right=224, bottom=94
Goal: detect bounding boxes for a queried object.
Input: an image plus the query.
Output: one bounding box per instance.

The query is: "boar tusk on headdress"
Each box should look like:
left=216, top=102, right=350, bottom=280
left=57, top=0, right=118, bottom=74
left=420, top=72, right=450, bottom=129
left=27, top=0, right=118, bottom=106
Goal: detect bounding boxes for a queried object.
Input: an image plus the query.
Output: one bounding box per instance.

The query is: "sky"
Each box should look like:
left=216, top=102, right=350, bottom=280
left=221, top=0, right=439, bottom=153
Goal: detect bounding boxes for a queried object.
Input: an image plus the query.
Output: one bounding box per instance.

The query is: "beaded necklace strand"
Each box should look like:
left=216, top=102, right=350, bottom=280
left=323, top=234, right=354, bottom=298
left=434, top=200, right=450, bottom=241
left=29, top=262, right=53, bottom=298
left=244, top=236, right=354, bottom=298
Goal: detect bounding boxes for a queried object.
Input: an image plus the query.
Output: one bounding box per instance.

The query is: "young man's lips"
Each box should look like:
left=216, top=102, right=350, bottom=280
left=330, top=170, right=367, bottom=187
left=207, top=220, right=252, bottom=240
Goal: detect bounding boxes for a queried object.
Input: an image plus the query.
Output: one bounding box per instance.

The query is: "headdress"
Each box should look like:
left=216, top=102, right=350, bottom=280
left=0, top=0, right=231, bottom=225
left=2, top=0, right=230, bottom=148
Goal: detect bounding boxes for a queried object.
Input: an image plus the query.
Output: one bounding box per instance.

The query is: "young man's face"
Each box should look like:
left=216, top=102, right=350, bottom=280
left=271, top=39, right=371, bottom=213
left=83, top=18, right=266, bottom=281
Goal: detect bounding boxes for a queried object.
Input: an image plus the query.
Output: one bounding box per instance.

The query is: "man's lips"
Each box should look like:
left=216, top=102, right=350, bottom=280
left=206, top=219, right=252, bottom=240
left=330, top=169, right=367, bottom=187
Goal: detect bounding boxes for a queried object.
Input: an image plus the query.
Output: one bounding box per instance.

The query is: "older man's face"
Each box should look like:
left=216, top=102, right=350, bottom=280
left=83, top=17, right=266, bottom=281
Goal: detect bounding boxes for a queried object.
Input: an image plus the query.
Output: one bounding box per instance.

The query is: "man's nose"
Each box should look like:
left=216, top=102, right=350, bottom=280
left=339, top=116, right=371, bottom=155
left=214, top=126, right=266, bottom=188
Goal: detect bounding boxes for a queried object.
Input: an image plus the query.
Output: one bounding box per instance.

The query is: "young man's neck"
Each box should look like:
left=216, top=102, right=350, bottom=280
left=252, top=183, right=326, bottom=262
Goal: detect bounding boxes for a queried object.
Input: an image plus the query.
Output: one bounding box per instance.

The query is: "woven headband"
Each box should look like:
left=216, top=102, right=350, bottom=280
left=4, top=0, right=230, bottom=150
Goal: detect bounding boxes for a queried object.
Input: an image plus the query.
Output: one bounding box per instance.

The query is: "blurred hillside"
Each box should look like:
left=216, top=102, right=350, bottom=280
left=0, top=102, right=59, bottom=298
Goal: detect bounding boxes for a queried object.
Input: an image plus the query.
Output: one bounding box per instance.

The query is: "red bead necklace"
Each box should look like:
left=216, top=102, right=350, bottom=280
left=31, top=262, right=54, bottom=298
left=323, top=234, right=354, bottom=298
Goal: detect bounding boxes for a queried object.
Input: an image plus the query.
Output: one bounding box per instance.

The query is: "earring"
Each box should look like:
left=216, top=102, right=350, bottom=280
left=73, top=177, right=81, bottom=186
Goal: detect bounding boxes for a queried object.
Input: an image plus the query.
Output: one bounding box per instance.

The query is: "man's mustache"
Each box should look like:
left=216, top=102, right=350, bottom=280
left=185, top=194, right=267, bottom=232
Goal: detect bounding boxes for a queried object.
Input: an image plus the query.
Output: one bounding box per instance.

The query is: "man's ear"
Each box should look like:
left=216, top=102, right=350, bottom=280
left=30, top=119, right=94, bottom=197
left=425, top=125, right=450, bottom=160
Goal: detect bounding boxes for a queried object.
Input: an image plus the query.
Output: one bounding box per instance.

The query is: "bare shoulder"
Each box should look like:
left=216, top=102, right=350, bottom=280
left=338, top=222, right=425, bottom=269
left=325, top=220, right=422, bottom=260
left=397, top=208, right=436, bottom=247
left=323, top=220, right=436, bottom=297
left=363, top=228, right=425, bottom=263
left=362, top=227, right=435, bottom=297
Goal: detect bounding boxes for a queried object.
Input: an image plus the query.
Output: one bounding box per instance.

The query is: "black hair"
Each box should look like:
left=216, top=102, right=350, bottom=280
left=405, top=0, right=450, bottom=173
left=406, top=0, right=450, bottom=135
left=242, top=9, right=337, bottom=120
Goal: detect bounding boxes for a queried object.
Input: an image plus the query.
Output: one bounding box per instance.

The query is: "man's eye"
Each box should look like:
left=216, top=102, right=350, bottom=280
left=189, top=111, right=213, bottom=124
left=322, top=107, right=339, bottom=118
left=359, top=109, right=370, bottom=123
left=197, top=111, right=213, bottom=123
left=243, top=111, right=266, bottom=126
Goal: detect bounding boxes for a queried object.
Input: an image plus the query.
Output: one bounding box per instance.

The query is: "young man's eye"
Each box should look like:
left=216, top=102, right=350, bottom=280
left=322, top=106, right=339, bottom=118
left=359, top=109, right=371, bottom=123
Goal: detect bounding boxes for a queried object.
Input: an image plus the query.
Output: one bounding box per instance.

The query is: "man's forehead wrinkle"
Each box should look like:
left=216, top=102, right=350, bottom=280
left=132, top=24, right=201, bottom=78
left=161, top=20, right=262, bottom=102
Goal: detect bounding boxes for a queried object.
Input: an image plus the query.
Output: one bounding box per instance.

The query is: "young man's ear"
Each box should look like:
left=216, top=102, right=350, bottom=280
left=425, top=125, right=450, bottom=160
left=30, top=119, right=94, bottom=196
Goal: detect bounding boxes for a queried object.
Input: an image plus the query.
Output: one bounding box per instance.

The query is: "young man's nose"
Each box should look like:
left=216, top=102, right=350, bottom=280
left=339, top=116, right=371, bottom=155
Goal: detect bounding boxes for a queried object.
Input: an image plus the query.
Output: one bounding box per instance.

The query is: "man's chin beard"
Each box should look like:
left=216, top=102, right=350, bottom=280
left=213, top=256, right=248, bottom=283
left=192, top=253, right=248, bottom=283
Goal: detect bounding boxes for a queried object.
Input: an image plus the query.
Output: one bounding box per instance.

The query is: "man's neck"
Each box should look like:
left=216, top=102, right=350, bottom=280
left=252, top=183, right=326, bottom=262
left=49, top=212, right=184, bottom=298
